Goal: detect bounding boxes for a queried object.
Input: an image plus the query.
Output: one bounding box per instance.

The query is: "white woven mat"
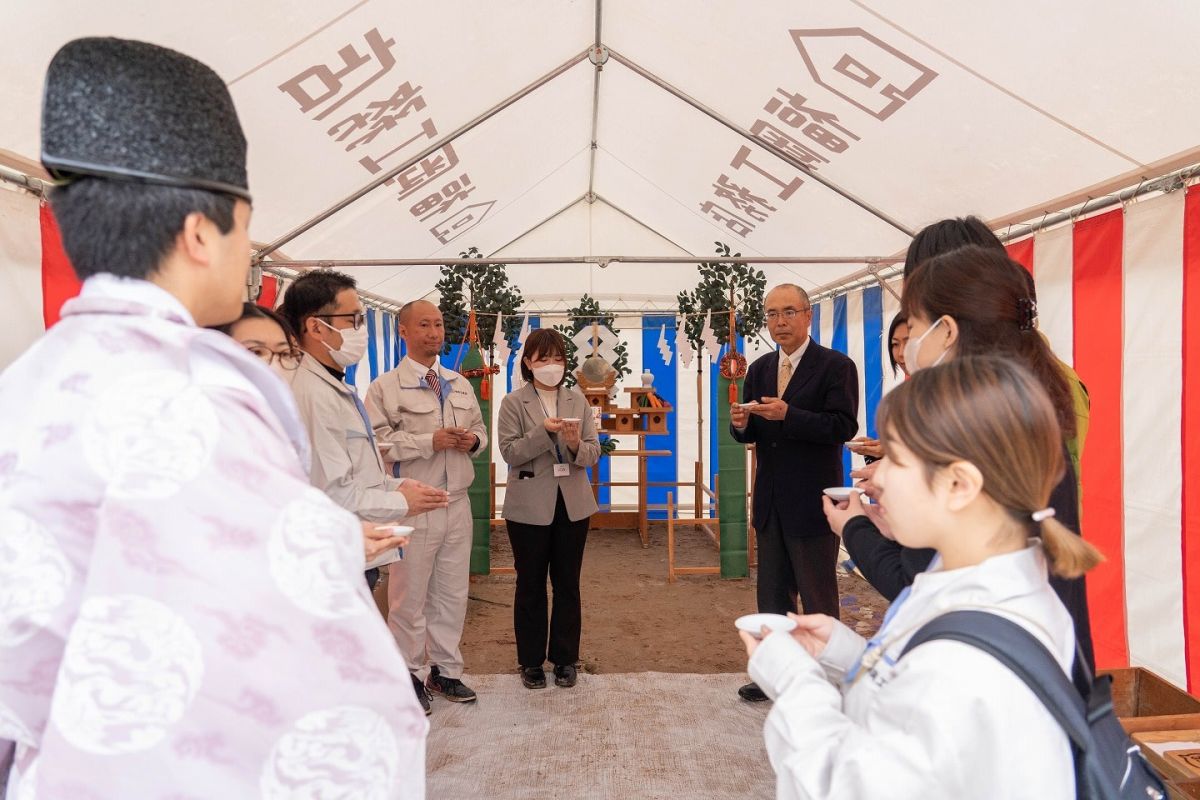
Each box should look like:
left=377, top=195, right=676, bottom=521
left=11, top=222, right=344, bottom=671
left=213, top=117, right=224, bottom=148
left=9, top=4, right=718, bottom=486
left=426, top=672, right=775, bottom=800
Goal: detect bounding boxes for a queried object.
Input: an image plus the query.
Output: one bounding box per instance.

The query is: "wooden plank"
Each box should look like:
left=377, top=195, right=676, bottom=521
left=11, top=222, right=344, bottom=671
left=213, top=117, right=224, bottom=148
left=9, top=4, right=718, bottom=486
left=592, top=511, right=639, bottom=528
left=1103, top=668, right=1200, bottom=718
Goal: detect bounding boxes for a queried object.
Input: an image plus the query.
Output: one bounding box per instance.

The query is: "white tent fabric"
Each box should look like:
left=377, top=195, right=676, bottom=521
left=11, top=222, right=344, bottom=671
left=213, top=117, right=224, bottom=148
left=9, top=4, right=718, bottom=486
left=5, top=1, right=1200, bottom=304
left=0, top=186, right=43, bottom=367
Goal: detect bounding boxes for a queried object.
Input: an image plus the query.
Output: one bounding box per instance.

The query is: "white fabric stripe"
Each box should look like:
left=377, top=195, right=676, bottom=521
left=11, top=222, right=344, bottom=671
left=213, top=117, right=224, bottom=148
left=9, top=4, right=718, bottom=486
left=492, top=352, right=511, bottom=493
left=701, top=348, right=712, bottom=512
left=846, top=290, right=867, bottom=471
left=819, top=299, right=834, bottom=348
left=1121, top=192, right=1187, bottom=686
left=611, top=316, right=641, bottom=510
left=881, top=279, right=903, bottom=396
left=1033, top=225, right=1076, bottom=366
left=675, top=347, right=702, bottom=514
left=0, top=186, right=45, bottom=369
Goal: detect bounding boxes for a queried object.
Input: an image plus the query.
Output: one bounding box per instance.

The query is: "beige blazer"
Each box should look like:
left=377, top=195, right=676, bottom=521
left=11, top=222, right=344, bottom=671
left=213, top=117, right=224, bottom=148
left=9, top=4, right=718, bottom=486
left=498, top=382, right=601, bottom=525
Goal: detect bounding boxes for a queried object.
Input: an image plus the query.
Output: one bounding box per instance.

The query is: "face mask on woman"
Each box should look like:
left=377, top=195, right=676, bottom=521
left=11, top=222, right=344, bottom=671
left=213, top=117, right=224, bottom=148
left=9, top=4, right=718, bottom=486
left=532, top=363, right=565, bottom=386
left=904, top=317, right=950, bottom=373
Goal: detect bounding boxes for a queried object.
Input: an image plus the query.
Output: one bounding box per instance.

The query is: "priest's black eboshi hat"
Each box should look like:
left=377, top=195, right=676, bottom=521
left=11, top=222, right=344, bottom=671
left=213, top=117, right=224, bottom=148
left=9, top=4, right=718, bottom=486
left=41, top=37, right=251, bottom=202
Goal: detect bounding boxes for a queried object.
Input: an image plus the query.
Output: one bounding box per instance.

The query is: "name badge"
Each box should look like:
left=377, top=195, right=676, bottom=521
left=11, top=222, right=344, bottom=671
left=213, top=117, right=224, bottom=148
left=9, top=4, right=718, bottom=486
left=553, top=463, right=570, bottom=478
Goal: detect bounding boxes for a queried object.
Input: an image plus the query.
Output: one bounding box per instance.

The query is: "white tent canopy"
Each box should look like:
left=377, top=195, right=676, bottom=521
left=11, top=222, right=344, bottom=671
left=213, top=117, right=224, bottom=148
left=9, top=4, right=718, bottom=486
left=5, top=1, right=1200, bottom=304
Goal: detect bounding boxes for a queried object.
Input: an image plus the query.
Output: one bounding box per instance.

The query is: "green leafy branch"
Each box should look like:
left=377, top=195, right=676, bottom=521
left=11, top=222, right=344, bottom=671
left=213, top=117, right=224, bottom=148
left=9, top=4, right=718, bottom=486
left=676, top=242, right=767, bottom=352
left=436, top=246, right=524, bottom=354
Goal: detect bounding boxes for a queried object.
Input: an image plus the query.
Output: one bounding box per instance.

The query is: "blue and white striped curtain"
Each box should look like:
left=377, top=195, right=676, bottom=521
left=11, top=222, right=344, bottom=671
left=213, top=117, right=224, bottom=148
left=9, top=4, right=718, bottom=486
left=810, top=279, right=903, bottom=481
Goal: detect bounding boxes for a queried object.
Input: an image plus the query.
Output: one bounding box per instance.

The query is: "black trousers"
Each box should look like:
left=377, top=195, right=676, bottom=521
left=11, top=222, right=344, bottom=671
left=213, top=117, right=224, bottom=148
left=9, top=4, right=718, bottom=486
left=506, top=491, right=590, bottom=668
left=756, top=509, right=840, bottom=618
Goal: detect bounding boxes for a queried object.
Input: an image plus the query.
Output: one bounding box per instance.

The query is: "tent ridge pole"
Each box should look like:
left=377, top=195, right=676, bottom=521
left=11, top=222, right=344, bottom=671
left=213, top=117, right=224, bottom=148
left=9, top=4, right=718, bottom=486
left=254, top=48, right=592, bottom=261
left=604, top=48, right=915, bottom=238
left=586, top=0, right=605, bottom=199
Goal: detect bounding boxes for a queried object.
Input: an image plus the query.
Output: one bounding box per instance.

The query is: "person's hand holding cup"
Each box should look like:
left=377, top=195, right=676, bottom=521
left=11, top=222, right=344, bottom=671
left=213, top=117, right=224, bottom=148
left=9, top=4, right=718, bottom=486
left=730, top=403, right=750, bottom=429
left=560, top=417, right=582, bottom=448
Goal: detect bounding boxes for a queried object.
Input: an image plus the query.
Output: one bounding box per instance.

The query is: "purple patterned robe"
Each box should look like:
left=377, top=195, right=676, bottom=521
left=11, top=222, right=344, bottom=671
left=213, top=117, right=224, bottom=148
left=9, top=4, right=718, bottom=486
left=0, top=276, right=427, bottom=798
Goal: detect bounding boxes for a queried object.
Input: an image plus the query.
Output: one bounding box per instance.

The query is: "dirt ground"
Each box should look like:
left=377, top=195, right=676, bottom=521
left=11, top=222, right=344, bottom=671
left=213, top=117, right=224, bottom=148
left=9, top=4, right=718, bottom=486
left=378, top=522, right=889, bottom=676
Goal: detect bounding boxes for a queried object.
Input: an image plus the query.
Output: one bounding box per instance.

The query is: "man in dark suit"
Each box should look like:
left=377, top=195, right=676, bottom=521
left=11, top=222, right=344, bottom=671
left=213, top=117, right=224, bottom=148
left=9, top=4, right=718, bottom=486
left=731, top=283, right=859, bottom=702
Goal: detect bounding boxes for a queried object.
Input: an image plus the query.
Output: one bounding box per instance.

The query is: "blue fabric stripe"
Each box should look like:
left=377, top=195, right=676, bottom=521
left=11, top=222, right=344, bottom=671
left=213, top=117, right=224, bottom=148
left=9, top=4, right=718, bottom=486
left=506, top=316, right=540, bottom=393
left=811, top=303, right=822, bottom=345
left=394, top=315, right=403, bottom=367
left=863, top=287, right=884, bottom=439
left=382, top=312, right=393, bottom=372
left=831, top=295, right=850, bottom=482
left=442, top=342, right=466, bottom=372
left=366, top=308, right=380, bottom=382
left=642, top=315, right=677, bottom=520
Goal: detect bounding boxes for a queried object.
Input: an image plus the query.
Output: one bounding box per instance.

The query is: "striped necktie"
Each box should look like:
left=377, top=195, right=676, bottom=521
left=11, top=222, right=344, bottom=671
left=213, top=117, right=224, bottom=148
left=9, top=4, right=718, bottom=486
left=426, top=369, right=443, bottom=403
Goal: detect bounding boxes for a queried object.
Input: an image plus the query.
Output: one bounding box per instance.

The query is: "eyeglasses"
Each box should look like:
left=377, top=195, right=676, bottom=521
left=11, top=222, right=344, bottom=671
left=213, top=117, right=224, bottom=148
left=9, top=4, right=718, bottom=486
left=247, top=346, right=303, bottom=370
left=320, top=312, right=366, bottom=330
left=766, top=308, right=810, bottom=322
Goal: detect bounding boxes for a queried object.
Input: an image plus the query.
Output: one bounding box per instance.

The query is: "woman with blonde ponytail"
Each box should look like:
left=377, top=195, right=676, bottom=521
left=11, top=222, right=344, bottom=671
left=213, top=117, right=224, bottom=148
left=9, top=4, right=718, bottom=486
left=741, top=356, right=1100, bottom=800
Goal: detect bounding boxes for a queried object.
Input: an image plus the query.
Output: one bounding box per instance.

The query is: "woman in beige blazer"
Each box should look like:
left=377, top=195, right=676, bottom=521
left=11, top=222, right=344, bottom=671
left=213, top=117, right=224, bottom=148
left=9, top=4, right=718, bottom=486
left=498, top=329, right=601, bottom=689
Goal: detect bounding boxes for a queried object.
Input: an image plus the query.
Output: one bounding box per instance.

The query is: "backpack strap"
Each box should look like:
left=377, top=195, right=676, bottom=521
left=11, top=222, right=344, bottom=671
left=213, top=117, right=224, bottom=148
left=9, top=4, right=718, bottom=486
left=900, top=610, right=1091, bottom=753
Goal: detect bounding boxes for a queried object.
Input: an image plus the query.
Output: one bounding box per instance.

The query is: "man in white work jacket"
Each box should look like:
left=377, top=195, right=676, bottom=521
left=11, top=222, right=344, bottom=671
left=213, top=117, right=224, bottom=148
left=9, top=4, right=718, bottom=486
left=280, top=271, right=450, bottom=715
left=367, top=300, right=488, bottom=711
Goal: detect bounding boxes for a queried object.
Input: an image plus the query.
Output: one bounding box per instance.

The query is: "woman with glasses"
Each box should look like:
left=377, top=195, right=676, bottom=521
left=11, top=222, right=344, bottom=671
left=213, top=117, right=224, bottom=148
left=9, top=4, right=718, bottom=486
left=211, top=301, right=413, bottom=589
left=212, top=302, right=304, bottom=382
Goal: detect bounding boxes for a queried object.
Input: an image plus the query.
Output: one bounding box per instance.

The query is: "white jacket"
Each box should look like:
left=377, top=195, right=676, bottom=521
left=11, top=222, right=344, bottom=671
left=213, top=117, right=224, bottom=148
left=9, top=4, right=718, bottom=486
left=290, top=354, right=410, bottom=522
left=749, top=544, right=1075, bottom=800
left=365, top=357, right=487, bottom=498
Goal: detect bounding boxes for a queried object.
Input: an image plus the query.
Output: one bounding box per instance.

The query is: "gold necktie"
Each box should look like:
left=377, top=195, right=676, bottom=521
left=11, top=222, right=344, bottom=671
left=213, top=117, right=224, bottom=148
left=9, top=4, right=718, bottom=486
left=779, top=356, right=793, bottom=392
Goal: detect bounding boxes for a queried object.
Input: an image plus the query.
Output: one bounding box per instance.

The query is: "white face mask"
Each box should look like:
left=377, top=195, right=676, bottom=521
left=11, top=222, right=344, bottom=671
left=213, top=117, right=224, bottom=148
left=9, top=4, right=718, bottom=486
left=316, top=317, right=368, bottom=368
left=903, top=317, right=950, bottom=373
left=531, top=363, right=565, bottom=386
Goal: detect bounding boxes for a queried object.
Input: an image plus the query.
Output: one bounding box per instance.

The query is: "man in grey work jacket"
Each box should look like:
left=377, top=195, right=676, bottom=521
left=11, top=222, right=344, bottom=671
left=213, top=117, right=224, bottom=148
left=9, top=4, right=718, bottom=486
left=367, top=300, right=488, bottom=713
left=280, top=271, right=451, bottom=715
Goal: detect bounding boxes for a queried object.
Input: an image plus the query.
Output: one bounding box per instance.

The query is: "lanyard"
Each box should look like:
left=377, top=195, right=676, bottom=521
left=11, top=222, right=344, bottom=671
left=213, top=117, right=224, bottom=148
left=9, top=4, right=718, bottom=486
left=350, top=391, right=379, bottom=453
left=537, top=391, right=565, bottom=464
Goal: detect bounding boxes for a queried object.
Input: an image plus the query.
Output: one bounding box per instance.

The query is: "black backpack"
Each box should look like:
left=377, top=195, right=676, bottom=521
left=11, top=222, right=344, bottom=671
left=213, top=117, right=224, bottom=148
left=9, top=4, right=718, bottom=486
left=901, top=611, right=1167, bottom=800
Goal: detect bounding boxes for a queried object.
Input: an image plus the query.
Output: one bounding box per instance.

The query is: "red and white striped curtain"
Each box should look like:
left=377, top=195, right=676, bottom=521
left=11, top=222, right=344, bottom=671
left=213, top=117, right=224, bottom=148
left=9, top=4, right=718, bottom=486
left=990, top=189, right=1199, bottom=689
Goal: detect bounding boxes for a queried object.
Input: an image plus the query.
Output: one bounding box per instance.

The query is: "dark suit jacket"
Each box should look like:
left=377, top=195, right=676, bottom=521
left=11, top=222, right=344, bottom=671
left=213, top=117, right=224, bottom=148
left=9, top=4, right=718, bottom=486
left=731, top=340, right=859, bottom=539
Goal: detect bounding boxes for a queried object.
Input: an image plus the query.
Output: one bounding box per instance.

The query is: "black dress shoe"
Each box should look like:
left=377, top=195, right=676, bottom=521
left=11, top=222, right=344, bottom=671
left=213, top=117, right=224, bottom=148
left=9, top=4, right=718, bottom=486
left=738, top=681, right=769, bottom=702
left=411, top=673, right=432, bottom=715
left=553, top=664, right=578, bottom=688
left=520, top=666, right=546, bottom=690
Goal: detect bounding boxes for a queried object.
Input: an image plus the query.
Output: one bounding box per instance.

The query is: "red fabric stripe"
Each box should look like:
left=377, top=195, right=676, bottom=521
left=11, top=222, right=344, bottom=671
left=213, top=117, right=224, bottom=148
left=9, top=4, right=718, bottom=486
left=257, top=275, right=278, bottom=309
left=1182, top=185, right=1200, bottom=692
left=1072, top=209, right=1128, bottom=669
left=1005, top=237, right=1035, bottom=275
left=39, top=202, right=81, bottom=328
